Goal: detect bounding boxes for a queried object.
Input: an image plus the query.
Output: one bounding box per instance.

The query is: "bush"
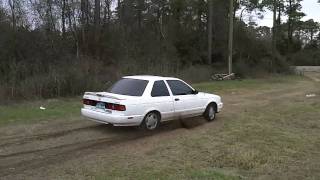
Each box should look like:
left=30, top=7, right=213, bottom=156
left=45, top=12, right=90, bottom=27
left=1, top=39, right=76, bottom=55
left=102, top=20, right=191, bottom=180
left=0, top=57, right=119, bottom=103
left=177, top=65, right=217, bottom=83
left=289, top=49, right=320, bottom=66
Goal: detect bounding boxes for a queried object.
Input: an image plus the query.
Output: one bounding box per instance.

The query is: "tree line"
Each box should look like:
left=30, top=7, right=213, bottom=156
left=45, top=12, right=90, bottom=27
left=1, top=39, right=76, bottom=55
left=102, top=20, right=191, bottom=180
left=0, top=0, right=319, bottom=101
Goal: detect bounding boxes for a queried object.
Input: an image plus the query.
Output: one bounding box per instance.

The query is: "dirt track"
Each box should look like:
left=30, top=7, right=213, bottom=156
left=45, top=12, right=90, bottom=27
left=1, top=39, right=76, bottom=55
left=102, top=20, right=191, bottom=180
left=0, top=74, right=319, bottom=179
left=0, top=109, right=215, bottom=179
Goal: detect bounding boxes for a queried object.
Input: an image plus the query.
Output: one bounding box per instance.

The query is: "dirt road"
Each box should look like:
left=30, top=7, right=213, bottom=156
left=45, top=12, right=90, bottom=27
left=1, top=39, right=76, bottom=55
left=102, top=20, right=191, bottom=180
left=0, top=74, right=319, bottom=179
left=305, top=72, right=320, bottom=82
left=0, top=103, right=215, bottom=178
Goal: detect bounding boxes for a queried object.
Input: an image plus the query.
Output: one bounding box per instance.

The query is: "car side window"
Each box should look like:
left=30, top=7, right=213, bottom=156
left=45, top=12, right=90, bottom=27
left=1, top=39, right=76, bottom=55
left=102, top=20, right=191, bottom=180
left=167, top=80, right=193, bottom=96
left=151, top=80, right=170, bottom=97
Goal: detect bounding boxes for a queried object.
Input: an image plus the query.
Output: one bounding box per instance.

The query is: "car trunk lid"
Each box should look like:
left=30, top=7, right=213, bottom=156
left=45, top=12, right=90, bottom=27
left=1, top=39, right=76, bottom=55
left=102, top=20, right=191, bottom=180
left=83, top=92, right=133, bottom=113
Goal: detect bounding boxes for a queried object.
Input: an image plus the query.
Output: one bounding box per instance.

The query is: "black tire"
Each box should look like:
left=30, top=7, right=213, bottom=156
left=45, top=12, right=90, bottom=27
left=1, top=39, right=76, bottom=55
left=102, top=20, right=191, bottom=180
left=203, top=103, right=216, bottom=122
left=140, top=111, right=160, bottom=130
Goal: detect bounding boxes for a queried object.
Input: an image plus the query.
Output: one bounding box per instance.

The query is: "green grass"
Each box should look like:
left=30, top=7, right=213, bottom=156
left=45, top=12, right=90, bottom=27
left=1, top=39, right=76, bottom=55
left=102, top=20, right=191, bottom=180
left=94, top=167, right=241, bottom=180
left=0, top=75, right=304, bottom=127
left=188, top=169, right=242, bottom=180
left=2, top=75, right=320, bottom=179
left=79, top=75, right=320, bottom=179
left=193, top=75, right=305, bottom=94
left=0, top=98, right=82, bottom=125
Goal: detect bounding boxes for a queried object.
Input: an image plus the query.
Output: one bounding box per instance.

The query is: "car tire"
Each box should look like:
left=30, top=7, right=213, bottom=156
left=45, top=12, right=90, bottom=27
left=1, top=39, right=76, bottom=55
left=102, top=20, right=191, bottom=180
left=141, top=111, right=160, bottom=130
left=204, top=103, right=216, bottom=122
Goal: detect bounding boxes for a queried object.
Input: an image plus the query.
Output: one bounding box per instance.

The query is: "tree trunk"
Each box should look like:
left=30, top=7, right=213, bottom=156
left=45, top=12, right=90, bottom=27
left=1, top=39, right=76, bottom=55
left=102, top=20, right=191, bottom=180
left=197, top=1, right=201, bottom=30
left=207, top=0, right=213, bottom=65
left=94, top=0, right=101, bottom=29
left=158, top=3, right=165, bottom=40
left=103, top=0, right=107, bottom=25
left=233, top=0, right=237, bottom=20
left=8, top=0, right=16, bottom=32
left=62, top=0, right=66, bottom=38
left=228, top=0, right=234, bottom=74
left=94, top=0, right=101, bottom=57
left=80, top=0, right=87, bottom=53
left=137, top=0, right=144, bottom=29
left=272, top=0, right=277, bottom=70
left=277, top=1, right=281, bottom=27
left=117, top=0, right=121, bottom=26
left=107, top=0, right=111, bottom=23
left=287, top=0, right=293, bottom=52
left=86, top=0, right=89, bottom=26
left=47, top=0, right=55, bottom=32
left=67, top=0, right=79, bottom=58
left=8, top=0, right=16, bottom=63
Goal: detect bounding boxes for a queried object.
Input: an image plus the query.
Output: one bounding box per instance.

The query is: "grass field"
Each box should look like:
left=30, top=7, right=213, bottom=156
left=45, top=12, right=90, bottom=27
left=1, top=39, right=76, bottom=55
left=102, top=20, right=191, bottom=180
left=0, top=75, right=304, bottom=126
left=0, top=75, right=319, bottom=179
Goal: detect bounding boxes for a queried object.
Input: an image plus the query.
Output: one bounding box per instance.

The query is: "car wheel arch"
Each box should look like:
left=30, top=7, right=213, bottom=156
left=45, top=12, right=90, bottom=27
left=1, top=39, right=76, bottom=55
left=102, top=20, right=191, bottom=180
left=205, top=101, right=217, bottom=112
left=143, top=109, right=162, bottom=120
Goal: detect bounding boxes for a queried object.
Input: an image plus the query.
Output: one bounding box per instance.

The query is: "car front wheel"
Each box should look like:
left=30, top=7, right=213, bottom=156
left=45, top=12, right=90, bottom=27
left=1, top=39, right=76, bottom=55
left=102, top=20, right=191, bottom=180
left=204, top=103, right=216, bottom=121
left=141, top=112, right=160, bottom=130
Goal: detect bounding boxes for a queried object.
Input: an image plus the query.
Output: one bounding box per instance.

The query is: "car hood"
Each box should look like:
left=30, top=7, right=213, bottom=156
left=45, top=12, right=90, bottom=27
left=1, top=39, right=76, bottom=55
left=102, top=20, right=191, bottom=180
left=198, top=92, right=221, bottom=100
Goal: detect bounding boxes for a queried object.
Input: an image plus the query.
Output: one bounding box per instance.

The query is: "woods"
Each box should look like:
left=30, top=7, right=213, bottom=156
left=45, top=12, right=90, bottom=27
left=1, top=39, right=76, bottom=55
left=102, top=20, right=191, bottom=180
left=0, top=0, right=319, bottom=101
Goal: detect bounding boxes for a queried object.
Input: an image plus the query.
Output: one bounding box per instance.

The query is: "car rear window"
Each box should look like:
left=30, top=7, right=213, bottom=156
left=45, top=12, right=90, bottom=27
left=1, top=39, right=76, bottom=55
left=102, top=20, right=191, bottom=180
left=108, top=78, right=148, bottom=96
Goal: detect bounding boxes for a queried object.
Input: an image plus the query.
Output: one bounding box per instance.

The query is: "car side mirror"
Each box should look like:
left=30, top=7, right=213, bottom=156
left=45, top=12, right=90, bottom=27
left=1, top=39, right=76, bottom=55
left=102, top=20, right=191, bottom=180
left=193, top=90, right=199, bottom=94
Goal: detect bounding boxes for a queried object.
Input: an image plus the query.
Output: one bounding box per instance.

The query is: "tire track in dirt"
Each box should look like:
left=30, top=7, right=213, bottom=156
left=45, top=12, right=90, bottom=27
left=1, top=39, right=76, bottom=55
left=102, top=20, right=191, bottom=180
left=304, top=72, right=320, bottom=82
left=0, top=137, right=111, bottom=159
left=0, top=124, right=101, bottom=148
left=0, top=136, right=129, bottom=177
left=0, top=121, right=186, bottom=178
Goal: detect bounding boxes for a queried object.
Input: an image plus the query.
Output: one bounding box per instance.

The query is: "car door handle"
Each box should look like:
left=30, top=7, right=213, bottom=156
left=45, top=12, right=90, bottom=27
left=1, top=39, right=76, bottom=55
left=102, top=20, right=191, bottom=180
left=175, top=98, right=180, bottom=101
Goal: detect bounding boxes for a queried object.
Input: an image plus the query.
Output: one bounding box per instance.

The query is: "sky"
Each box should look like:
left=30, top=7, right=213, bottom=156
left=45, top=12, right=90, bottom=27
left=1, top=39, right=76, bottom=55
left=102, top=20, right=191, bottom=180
left=251, top=0, right=320, bottom=27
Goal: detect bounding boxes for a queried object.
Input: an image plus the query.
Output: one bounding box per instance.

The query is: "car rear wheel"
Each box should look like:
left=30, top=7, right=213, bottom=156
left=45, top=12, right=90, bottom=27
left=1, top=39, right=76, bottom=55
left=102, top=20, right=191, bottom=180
left=204, top=103, right=216, bottom=121
left=141, top=112, right=160, bottom=130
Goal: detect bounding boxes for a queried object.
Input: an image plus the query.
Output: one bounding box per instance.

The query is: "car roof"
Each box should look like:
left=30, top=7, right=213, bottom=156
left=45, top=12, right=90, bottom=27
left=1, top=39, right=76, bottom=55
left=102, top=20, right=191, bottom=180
left=123, top=75, right=179, bottom=81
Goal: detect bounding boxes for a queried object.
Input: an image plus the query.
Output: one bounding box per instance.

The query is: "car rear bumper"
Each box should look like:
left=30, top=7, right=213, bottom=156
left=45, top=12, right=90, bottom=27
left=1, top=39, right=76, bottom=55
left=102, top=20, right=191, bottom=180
left=81, top=108, right=144, bottom=126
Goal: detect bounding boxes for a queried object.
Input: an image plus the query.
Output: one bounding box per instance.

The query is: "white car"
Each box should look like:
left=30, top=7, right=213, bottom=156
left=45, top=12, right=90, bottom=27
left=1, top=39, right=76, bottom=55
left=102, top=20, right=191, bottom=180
left=81, top=75, right=223, bottom=130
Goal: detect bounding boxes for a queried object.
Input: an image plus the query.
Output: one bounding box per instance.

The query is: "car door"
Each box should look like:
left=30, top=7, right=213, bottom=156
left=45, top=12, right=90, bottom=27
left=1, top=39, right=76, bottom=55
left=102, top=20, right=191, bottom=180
left=166, top=80, right=202, bottom=118
left=150, top=80, right=175, bottom=121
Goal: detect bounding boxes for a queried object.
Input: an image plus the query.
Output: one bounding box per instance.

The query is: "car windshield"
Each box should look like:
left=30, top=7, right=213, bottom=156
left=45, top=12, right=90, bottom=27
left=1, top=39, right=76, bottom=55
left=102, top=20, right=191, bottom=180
left=108, top=78, right=148, bottom=96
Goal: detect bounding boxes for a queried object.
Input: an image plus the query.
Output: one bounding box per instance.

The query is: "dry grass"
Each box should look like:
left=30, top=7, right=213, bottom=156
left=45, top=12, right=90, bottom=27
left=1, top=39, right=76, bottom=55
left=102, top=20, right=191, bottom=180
left=1, top=75, right=319, bottom=179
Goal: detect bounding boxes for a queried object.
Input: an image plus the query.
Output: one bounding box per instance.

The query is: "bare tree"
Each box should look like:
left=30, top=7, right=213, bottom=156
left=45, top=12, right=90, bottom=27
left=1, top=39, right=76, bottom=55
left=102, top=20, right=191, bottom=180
left=67, top=0, right=79, bottom=58
left=94, top=0, right=101, bottom=56
left=272, top=0, right=277, bottom=66
left=228, top=0, right=234, bottom=74
left=207, top=0, right=213, bottom=65
left=137, top=0, right=144, bottom=29
left=8, top=0, right=16, bottom=31
left=61, top=0, right=66, bottom=37
left=103, top=0, right=111, bottom=26
left=94, top=0, right=101, bottom=28
left=46, top=0, right=55, bottom=32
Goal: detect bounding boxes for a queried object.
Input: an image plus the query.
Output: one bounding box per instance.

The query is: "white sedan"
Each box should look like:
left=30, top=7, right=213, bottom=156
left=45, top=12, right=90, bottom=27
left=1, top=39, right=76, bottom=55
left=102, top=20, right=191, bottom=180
left=81, top=75, right=223, bottom=130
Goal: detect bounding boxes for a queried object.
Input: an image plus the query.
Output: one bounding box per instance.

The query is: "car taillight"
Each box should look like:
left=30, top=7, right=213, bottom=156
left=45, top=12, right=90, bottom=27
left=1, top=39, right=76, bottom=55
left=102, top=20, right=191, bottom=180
left=83, top=99, right=96, bottom=106
left=116, top=104, right=126, bottom=111
left=105, top=103, right=126, bottom=111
